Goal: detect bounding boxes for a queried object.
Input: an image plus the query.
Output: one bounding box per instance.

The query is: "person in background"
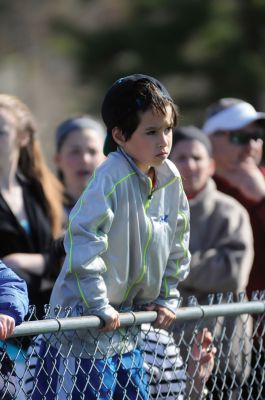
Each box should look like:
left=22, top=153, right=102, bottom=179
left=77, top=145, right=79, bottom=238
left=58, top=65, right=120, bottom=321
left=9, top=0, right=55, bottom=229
left=0, top=94, right=64, bottom=318
left=202, top=98, right=265, bottom=398
left=0, top=260, right=29, bottom=400
left=54, top=115, right=106, bottom=216
left=170, top=126, right=254, bottom=399
left=29, top=74, right=190, bottom=400
left=202, top=98, right=265, bottom=298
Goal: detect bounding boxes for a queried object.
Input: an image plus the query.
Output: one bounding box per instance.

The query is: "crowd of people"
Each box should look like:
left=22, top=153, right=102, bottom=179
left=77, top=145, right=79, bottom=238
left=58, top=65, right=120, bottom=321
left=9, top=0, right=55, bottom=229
left=0, top=74, right=264, bottom=399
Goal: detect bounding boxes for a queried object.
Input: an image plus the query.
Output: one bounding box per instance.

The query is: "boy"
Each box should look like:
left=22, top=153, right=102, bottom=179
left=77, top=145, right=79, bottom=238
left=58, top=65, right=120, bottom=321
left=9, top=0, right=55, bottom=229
left=31, top=74, right=191, bottom=400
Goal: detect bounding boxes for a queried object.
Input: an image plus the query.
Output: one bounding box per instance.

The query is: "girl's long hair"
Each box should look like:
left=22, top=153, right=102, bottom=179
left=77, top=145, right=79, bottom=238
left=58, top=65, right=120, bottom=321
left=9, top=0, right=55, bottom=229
left=0, top=94, right=64, bottom=238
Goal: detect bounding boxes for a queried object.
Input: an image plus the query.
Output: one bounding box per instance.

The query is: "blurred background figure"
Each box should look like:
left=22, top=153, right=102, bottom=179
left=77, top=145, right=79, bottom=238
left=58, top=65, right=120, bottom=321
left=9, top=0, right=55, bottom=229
left=202, top=98, right=265, bottom=298
left=54, top=115, right=106, bottom=216
left=170, top=126, right=253, bottom=399
left=48, top=115, right=106, bottom=283
left=202, top=98, right=265, bottom=398
left=0, top=94, right=64, bottom=318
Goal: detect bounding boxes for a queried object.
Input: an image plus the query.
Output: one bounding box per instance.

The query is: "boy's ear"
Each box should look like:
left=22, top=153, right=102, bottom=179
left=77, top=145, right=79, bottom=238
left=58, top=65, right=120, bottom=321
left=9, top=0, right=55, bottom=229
left=112, top=127, right=126, bottom=146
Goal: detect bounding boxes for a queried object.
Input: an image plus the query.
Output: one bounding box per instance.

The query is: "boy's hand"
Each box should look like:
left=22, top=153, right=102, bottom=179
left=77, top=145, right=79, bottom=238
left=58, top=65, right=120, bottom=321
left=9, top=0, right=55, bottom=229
left=99, top=310, right=120, bottom=333
left=0, top=314, right=15, bottom=340
left=145, top=304, right=176, bottom=329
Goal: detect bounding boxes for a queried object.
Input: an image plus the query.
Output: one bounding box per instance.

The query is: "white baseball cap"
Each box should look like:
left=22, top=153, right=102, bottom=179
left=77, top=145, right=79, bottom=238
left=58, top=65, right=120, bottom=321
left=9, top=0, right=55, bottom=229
left=202, top=99, right=265, bottom=135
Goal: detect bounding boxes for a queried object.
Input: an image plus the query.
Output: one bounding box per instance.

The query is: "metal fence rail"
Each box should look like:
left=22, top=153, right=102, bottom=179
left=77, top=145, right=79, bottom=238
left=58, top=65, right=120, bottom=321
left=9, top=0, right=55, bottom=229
left=0, top=292, right=264, bottom=399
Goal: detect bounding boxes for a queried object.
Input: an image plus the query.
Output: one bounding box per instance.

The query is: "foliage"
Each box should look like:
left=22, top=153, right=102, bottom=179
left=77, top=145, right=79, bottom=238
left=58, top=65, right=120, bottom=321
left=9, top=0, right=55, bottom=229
left=0, top=0, right=264, bottom=127
left=48, top=0, right=265, bottom=125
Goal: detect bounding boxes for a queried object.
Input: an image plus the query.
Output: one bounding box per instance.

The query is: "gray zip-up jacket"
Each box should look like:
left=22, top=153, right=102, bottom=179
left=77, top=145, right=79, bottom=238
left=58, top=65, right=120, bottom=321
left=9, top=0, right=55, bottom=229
left=49, top=149, right=190, bottom=357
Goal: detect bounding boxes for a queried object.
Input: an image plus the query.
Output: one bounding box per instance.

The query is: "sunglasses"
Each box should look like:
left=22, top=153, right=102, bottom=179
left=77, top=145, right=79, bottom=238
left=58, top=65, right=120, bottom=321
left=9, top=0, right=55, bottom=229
left=228, top=130, right=264, bottom=145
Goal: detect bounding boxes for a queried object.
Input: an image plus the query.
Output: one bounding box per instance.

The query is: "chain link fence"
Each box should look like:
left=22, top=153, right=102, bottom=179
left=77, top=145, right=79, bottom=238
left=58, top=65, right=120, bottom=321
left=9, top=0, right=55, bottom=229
left=0, top=291, right=264, bottom=399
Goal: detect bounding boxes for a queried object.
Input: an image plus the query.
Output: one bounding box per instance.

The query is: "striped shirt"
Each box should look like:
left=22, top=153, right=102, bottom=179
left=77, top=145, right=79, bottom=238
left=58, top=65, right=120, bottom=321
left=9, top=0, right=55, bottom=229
left=141, top=324, right=186, bottom=399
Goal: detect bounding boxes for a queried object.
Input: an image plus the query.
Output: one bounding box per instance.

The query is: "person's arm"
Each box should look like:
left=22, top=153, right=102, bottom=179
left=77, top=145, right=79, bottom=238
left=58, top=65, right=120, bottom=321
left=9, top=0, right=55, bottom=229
left=227, top=161, right=265, bottom=203
left=0, top=260, right=29, bottom=326
left=186, top=328, right=216, bottom=399
left=2, top=234, right=67, bottom=282
left=181, top=205, right=254, bottom=294
left=61, top=173, right=120, bottom=330
left=2, top=254, right=45, bottom=282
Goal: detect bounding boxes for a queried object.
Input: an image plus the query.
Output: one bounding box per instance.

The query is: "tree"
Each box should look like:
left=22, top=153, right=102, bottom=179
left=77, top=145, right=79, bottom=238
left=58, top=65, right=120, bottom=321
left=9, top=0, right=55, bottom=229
left=49, top=0, right=265, bottom=125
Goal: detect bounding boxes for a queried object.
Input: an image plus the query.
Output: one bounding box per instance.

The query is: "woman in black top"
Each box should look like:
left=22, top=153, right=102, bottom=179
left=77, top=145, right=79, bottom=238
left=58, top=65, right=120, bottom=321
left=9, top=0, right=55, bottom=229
left=0, top=94, right=64, bottom=318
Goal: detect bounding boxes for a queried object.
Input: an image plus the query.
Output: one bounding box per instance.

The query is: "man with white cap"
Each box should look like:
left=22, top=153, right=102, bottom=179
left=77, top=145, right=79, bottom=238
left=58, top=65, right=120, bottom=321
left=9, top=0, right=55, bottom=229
left=202, top=98, right=265, bottom=398
left=202, top=98, right=265, bottom=299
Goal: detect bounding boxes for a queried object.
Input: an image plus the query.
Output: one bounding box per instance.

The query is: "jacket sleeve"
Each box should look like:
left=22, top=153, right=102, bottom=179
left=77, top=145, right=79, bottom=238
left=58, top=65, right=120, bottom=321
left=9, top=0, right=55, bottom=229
left=180, top=205, right=254, bottom=294
left=155, top=180, right=191, bottom=314
left=0, top=261, right=29, bottom=325
left=63, top=172, right=116, bottom=322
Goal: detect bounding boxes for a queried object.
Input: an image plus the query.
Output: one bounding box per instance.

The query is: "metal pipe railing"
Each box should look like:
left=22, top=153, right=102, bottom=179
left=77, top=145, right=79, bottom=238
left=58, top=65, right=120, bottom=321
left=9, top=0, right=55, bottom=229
left=11, top=300, right=265, bottom=338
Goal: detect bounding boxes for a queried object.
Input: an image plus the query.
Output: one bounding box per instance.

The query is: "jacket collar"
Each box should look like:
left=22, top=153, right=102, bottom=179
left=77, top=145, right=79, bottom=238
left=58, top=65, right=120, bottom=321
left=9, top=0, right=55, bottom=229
left=117, top=147, right=178, bottom=188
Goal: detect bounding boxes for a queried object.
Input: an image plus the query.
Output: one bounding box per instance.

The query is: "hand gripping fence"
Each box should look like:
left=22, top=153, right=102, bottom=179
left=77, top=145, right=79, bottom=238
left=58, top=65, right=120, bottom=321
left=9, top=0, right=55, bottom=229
left=0, top=291, right=264, bottom=399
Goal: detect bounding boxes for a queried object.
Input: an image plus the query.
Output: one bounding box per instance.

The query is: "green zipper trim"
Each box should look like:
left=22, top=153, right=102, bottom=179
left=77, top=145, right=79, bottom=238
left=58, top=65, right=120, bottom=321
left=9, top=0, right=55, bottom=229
left=74, top=272, right=90, bottom=308
left=106, top=172, right=136, bottom=198
left=152, top=176, right=179, bottom=197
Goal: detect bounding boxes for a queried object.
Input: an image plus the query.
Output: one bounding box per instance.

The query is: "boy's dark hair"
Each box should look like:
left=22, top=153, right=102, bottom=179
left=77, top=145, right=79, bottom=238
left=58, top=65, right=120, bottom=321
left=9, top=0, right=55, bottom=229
left=101, top=74, right=178, bottom=156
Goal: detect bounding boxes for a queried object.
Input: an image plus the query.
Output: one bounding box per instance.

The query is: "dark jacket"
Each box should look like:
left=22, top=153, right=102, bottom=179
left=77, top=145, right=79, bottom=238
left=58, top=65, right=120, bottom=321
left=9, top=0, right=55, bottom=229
left=0, top=174, right=60, bottom=316
left=214, top=167, right=265, bottom=297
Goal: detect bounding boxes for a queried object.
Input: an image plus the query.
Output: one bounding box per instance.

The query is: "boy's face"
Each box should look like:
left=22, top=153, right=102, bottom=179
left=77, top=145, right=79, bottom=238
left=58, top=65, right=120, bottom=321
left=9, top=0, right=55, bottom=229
left=114, top=105, right=174, bottom=174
